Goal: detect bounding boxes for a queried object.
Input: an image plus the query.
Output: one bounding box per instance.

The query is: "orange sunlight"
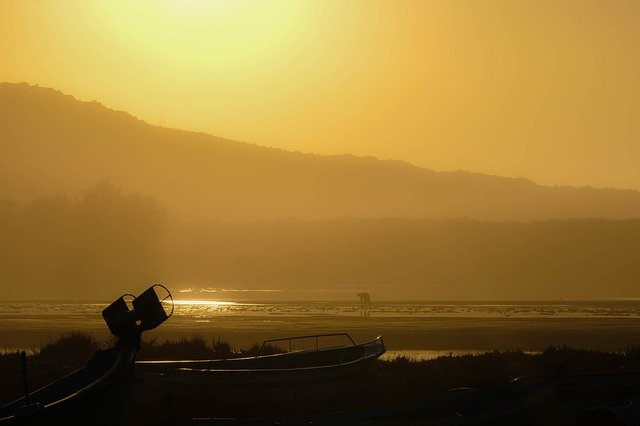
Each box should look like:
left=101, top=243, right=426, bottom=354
left=2, top=0, right=639, bottom=189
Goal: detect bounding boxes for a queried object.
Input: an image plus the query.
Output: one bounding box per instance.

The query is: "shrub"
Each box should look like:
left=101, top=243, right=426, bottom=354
left=38, top=332, right=101, bottom=366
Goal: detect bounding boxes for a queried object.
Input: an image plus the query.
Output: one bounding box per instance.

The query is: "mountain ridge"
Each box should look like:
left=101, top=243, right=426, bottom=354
left=0, top=82, right=576, bottom=187
left=2, top=81, right=640, bottom=221
left=2, top=82, right=640, bottom=299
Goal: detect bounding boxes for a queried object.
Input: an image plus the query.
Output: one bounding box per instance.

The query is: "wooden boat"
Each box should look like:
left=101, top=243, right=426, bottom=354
left=0, top=285, right=173, bottom=425
left=136, top=333, right=386, bottom=390
left=132, top=334, right=385, bottom=420
left=136, top=333, right=386, bottom=389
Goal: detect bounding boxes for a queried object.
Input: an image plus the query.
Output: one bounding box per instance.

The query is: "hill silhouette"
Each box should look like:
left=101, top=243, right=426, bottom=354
left=2, top=82, right=640, bottom=221
left=2, top=83, right=640, bottom=299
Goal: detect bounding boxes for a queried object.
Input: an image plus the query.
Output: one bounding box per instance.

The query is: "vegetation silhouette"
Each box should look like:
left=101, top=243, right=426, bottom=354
left=163, top=217, right=640, bottom=300
left=2, top=185, right=640, bottom=299
left=2, top=332, right=640, bottom=421
left=0, top=180, right=166, bottom=299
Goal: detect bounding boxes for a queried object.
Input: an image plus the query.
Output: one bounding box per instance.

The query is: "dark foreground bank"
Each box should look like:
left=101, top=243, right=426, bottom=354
left=1, top=333, right=640, bottom=425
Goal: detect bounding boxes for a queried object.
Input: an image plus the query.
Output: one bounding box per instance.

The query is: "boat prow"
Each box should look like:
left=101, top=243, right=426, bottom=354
left=0, top=284, right=173, bottom=425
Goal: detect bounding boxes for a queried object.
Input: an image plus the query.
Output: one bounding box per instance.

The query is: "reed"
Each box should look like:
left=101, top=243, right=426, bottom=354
left=2, top=332, right=640, bottom=414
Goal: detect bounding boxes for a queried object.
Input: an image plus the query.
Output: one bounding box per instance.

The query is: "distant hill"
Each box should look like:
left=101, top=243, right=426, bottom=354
left=3, top=191, right=640, bottom=299
left=2, top=82, right=640, bottom=221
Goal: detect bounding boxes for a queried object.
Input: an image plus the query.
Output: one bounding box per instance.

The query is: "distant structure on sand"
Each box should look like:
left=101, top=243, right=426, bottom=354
left=357, top=292, right=371, bottom=317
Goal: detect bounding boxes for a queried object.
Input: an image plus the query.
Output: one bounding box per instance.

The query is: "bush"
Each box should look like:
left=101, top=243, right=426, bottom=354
left=38, top=332, right=101, bottom=366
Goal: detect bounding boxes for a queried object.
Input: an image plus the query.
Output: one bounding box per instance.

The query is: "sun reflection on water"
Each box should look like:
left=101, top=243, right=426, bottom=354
left=172, top=300, right=237, bottom=306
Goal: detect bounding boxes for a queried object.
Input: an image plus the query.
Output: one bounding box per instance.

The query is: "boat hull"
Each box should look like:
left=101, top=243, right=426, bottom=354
left=132, top=335, right=386, bottom=421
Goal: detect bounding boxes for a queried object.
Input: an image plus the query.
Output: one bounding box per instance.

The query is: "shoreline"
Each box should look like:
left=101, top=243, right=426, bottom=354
left=2, top=315, right=639, bottom=353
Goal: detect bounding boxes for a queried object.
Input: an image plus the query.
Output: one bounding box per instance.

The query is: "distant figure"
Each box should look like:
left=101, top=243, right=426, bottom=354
left=357, top=292, right=371, bottom=317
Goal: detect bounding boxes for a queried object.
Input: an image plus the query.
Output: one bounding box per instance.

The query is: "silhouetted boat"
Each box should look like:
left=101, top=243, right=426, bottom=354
left=0, top=285, right=173, bottom=425
left=137, top=334, right=385, bottom=389
left=134, top=334, right=385, bottom=413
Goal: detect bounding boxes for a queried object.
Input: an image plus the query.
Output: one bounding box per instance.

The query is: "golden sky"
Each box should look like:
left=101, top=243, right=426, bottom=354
left=2, top=0, right=639, bottom=189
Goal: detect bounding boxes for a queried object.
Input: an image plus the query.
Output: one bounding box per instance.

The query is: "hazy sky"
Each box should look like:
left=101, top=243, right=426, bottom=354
left=2, top=0, right=639, bottom=190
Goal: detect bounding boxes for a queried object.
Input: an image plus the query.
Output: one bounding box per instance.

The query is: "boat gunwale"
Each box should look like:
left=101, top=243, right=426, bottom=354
left=136, top=335, right=385, bottom=366
left=168, top=350, right=382, bottom=375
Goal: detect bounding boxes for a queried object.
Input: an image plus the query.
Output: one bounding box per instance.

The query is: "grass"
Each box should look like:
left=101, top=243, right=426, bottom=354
left=2, top=333, right=640, bottom=421
left=137, top=336, right=285, bottom=360
left=0, top=332, right=104, bottom=407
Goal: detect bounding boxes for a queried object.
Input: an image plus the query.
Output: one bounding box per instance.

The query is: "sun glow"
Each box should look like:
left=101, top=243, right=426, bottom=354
left=172, top=300, right=237, bottom=306
left=2, top=1, right=640, bottom=189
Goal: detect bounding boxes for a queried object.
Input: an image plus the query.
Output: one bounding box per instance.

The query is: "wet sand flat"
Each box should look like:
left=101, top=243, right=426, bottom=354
left=1, top=313, right=639, bottom=352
